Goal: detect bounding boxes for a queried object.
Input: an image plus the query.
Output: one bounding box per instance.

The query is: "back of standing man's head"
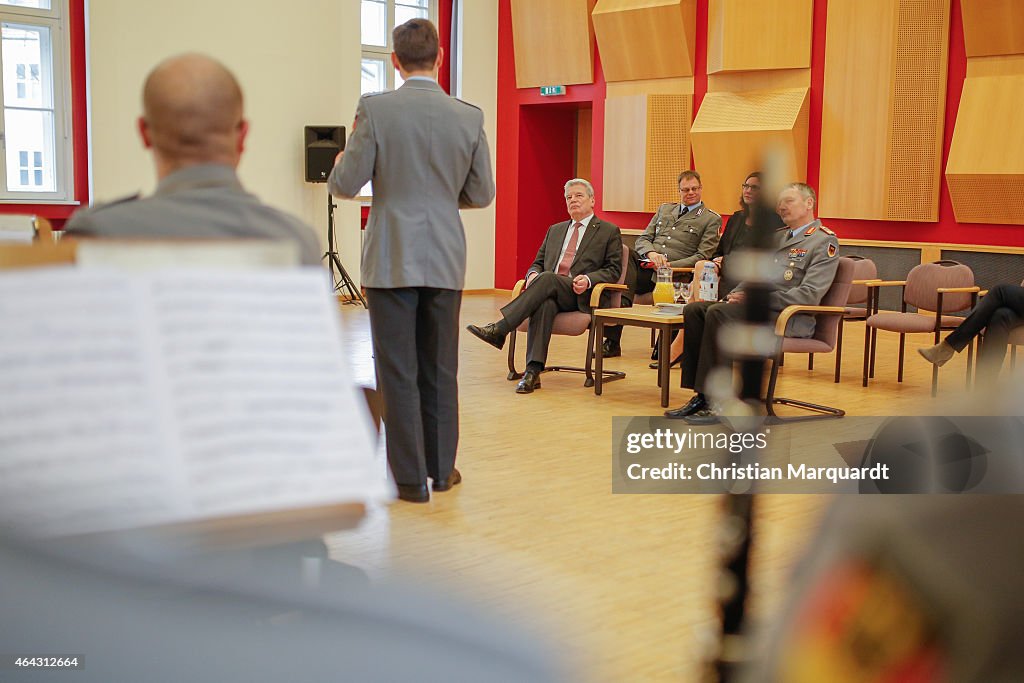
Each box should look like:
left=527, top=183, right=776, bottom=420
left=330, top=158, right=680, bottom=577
left=140, top=53, right=247, bottom=172
left=392, top=19, right=439, bottom=72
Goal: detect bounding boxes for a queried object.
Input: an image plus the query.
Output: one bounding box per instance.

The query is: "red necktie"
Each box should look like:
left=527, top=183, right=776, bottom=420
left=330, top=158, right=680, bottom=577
left=556, top=222, right=582, bottom=276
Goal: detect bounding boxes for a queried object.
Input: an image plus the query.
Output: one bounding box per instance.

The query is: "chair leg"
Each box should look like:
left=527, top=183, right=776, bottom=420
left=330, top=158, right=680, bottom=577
left=862, top=324, right=872, bottom=387
left=834, top=318, right=844, bottom=383
left=870, top=328, right=878, bottom=378
left=766, top=353, right=845, bottom=423
left=897, top=333, right=905, bottom=383
left=779, top=354, right=785, bottom=368
left=808, top=354, right=814, bottom=371
left=765, top=356, right=781, bottom=417
left=583, top=324, right=596, bottom=388
left=1013, top=344, right=1017, bottom=370
left=966, top=338, right=974, bottom=389
left=506, top=329, right=522, bottom=380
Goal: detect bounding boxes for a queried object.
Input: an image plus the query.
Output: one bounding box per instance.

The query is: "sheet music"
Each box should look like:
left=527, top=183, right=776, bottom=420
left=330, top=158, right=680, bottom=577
left=0, top=268, right=386, bottom=537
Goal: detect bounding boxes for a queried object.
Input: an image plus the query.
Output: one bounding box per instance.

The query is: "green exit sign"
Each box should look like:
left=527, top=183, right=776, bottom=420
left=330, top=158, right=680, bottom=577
left=539, top=85, right=566, bottom=97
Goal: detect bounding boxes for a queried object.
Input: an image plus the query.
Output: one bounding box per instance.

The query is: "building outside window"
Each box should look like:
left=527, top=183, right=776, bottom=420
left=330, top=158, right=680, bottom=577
left=359, top=0, right=434, bottom=197
left=0, top=0, right=72, bottom=202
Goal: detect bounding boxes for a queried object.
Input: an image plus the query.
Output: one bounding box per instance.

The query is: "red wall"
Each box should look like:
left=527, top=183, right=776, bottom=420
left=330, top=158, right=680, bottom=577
left=0, top=0, right=89, bottom=227
left=494, top=0, right=1021, bottom=289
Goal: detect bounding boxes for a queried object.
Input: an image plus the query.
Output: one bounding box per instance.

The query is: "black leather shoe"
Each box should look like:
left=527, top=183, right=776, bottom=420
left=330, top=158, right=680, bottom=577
left=432, top=468, right=462, bottom=492
left=466, top=323, right=506, bottom=350
left=602, top=339, right=622, bottom=358
left=664, top=394, right=707, bottom=419
left=649, top=354, right=683, bottom=370
left=396, top=483, right=430, bottom=503
left=516, top=370, right=542, bottom=394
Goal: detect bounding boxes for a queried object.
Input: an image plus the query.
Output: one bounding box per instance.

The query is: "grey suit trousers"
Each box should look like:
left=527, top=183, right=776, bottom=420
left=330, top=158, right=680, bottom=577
left=366, top=287, right=461, bottom=486
left=500, top=272, right=581, bottom=370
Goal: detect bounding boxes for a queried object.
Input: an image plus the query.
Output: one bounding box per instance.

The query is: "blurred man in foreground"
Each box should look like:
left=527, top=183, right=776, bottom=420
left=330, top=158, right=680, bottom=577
left=66, top=53, right=321, bottom=265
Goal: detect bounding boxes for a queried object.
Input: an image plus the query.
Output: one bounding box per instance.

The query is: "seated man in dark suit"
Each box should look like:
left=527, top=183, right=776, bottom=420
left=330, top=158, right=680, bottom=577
left=467, top=178, right=622, bottom=394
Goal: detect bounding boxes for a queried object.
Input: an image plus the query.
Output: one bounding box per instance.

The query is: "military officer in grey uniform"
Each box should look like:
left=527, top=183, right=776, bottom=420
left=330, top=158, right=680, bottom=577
left=329, top=19, right=494, bottom=503
left=604, top=170, right=721, bottom=354
left=666, top=182, right=840, bottom=421
left=65, top=53, right=321, bottom=266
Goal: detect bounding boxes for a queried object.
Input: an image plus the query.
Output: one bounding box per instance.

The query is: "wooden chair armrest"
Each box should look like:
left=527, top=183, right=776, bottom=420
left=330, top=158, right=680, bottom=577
left=851, top=278, right=882, bottom=285
left=979, top=289, right=989, bottom=297
left=866, top=280, right=906, bottom=288
left=936, top=286, right=981, bottom=294
left=670, top=267, right=695, bottom=274
left=774, top=305, right=847, bottom=336
left=511, top=279, right=526, bottom=297
left=590, top=282, right=629, bottom=309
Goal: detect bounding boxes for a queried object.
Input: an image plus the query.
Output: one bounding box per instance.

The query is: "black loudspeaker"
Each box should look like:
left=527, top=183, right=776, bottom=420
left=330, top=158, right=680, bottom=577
left=304, top=125, right=346, bottom=183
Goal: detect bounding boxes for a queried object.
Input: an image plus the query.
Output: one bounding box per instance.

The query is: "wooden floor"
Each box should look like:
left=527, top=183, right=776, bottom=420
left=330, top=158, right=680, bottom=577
left=325, top=291, right=999, bottom=682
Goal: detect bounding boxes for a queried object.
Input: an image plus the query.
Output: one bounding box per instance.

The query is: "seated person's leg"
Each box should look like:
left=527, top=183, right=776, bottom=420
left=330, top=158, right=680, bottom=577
left=466, top=271, right=568, bottom=351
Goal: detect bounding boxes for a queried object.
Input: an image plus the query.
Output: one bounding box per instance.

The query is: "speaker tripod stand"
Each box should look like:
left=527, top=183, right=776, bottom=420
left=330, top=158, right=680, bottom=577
left=323, top=193, right=366, bottom=307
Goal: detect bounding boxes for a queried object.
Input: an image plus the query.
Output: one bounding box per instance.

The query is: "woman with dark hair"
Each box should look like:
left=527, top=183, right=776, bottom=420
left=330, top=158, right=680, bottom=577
left=652, top=171, right=785, bottom=368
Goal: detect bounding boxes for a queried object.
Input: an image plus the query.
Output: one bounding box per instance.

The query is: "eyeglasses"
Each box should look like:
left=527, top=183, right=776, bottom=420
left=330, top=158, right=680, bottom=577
left=679, top=186, right=702, bottom=193
left=741, top=183, right=761, bottom=191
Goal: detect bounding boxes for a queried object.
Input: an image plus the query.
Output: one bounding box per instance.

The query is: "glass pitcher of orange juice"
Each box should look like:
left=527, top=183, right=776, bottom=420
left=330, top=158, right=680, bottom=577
left=652, top=266, right=675, bottom=304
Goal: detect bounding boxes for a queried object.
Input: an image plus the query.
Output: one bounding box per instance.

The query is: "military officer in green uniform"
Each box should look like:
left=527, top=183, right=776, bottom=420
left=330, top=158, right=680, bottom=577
left=604, top=169, right=721, bottom=355
left=665, top=182, right=840, bottom=421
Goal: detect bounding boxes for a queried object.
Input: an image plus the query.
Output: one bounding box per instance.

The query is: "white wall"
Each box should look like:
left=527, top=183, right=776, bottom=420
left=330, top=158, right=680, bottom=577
left=87, top=0, right=363, bottom=278
left=457, top=1, right=499, bottom=290
left=86, top=0, right=498, bottom=288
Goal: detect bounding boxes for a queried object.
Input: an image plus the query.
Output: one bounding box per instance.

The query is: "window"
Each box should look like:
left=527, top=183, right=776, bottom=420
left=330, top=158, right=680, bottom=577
left=0, top=0, right=71, bottom=202
left=359, top=0, right=435, bottom=197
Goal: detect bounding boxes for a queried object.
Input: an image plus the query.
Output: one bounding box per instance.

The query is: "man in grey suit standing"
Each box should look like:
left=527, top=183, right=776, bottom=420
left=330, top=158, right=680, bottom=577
left=329, top=19, right=494, bottom=503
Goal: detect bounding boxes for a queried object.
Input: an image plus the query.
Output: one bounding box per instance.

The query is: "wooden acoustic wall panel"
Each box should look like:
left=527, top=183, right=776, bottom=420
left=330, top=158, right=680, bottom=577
left=603, top=92, right=691, bottom=212
left=690, top=88, right=809, bottom=213
left=707, top=0, right=813, bottom=74
left=946, top=73, right=1024, bottom=224
left=819, top=0, right=949, bottom=222
left=884, top=0, right=950, bottom=222
left=644, top=95, right=692, bottom=211
left=591, top=0, right=697, bottom=82
left=960, top=0, right=1024, bottom=58
left=603, top=95, right=649, bottom=211
left=510, top=0, right=596, bottom=87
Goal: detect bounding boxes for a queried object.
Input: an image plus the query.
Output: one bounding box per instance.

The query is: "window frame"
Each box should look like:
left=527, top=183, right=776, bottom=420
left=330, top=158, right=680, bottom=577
left=0, top=1, right=74, bottom=204
left=361, top=0, right=436, bottom=93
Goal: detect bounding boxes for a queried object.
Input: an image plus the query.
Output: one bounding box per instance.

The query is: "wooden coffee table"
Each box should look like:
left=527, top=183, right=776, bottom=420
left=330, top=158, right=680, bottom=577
left=593, top=305, right=685, bottom=407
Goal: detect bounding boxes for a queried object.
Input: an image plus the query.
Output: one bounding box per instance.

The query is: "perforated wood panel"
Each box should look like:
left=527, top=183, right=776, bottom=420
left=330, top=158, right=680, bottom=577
left=644, top=95, right=691, bottom=211
left=820, top=0, right=948, bottom=223
left=591, top=0, right=697, bottom=82
left=947, top=175, right=1024, bottom=224
left=884, top=0, right=949, bottom=222
left=510, top=0, right=596, bottom=88
left=690, top=88, right=809, bottom=212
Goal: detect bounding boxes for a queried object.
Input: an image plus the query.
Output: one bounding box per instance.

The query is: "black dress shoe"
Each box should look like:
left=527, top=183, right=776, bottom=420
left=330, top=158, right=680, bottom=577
left=516, top=370, right=542, bottom=394
left=466, top=323, right=506, bottom=350
left=602, top=339, right=622, bottom=358
left=649, top=354, right=683, bottom=370
left=664, top=393, right=707, bottom=419
left=432, top=468, right=462, bottom=492
left=396, top=483, right=430, bottom=503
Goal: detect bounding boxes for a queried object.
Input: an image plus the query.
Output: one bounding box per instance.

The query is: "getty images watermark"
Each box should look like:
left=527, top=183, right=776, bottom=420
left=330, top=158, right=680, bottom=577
left=612, top=416, right=1024, bottom=494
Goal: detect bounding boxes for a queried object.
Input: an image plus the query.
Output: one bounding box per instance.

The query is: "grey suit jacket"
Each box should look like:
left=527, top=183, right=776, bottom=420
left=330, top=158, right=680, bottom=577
left=329, top=79, right=495, bottom=289
left=65, top=164, right=322, bottom=266
left=526, top=217, right=623, bottom=312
